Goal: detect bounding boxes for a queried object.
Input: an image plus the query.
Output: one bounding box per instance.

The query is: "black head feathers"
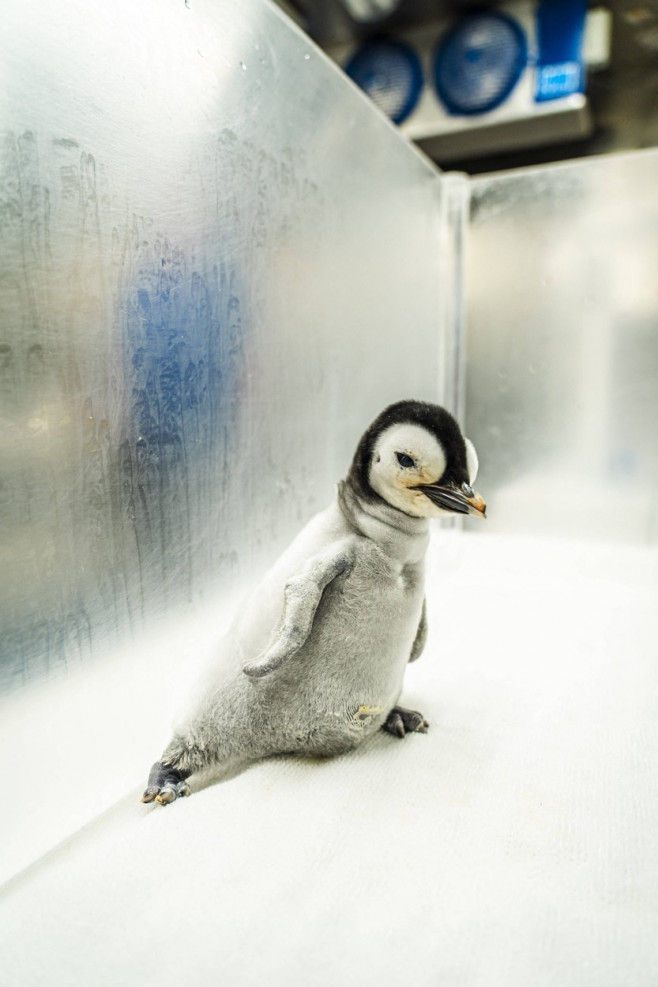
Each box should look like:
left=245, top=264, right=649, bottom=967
left=347, top=399, right=469, bottom=503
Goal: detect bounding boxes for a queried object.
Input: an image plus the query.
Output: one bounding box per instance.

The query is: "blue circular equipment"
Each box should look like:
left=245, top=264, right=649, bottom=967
left=345, top=38, right=424, bottom=125
left=433, top=12, right=527, bottom=116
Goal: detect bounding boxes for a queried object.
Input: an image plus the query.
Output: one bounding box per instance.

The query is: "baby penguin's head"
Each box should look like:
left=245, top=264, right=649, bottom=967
left=348, top=399, right=486, bottom=520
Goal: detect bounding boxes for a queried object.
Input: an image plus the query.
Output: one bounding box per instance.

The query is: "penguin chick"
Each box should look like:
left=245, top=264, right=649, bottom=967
left=142, top=399, right=485, bottom=805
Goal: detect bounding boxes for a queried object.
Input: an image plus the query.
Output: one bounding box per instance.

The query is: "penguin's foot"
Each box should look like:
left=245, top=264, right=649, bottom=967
left=141, top=762, right=191, bottom=805
left=382, top=706, right=429, bottom=738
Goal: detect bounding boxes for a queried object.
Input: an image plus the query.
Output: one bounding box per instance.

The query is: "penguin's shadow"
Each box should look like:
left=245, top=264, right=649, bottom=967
left=188, top=757, right=256, bottom=793
left=187, top=729, right=394, bottom=796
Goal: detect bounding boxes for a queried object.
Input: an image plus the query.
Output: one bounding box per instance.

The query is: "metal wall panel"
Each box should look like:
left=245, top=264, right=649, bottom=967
left=465, top=150, right=658, bottom=543
left=0, top=0, right=444, bottom=694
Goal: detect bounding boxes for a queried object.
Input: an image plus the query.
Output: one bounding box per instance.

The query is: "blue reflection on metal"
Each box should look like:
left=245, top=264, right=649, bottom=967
left=0, top=129, right=245, bottom=692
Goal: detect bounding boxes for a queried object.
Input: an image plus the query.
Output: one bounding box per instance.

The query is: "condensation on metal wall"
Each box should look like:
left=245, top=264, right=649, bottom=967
left=464, top=149, right=658, bottom=544
left=0, top=0, right=446, bottom=695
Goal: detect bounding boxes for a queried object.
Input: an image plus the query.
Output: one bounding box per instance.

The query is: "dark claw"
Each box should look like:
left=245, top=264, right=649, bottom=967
left=382, top=706, right=430, bottom=738
left=404, top=710, right=429, bottom=734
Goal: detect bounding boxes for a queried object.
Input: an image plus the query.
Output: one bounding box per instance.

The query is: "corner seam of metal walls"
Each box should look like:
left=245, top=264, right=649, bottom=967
left=437, top=171, right=471, bottom=423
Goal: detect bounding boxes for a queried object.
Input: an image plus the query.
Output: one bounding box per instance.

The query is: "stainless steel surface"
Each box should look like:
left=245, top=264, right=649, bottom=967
left=0, top=0, right=444, bottom=694
left=437, top=172, right=469, bottom=425
left=465, top=149, right=658, bottom=543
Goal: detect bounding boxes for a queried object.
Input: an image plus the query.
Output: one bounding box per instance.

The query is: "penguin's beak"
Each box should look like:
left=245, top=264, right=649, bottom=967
left=416, top=481, right=487, bottom=519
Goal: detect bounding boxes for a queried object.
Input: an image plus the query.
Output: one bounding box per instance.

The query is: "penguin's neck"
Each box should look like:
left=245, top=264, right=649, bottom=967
left=337, top=480, right=429, bottom=567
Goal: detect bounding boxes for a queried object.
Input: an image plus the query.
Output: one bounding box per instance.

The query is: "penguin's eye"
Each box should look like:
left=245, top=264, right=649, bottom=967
left=395, top=452, right=415, bottom=469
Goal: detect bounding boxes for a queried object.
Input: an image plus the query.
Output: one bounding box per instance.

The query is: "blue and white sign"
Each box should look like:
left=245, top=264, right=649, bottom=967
left=535, top=0, right=587, bottom=102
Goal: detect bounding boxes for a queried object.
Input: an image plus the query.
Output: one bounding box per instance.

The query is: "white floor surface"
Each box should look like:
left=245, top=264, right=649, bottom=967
left=1, top=532, right=657, bottom=987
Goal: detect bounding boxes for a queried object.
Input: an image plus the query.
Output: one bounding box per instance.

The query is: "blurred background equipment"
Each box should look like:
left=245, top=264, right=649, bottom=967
left=330, top=1, right=600, bottom=162
left=339, top=0, right=402, bottom=20
left=286, top=0, right=658, bottom=173
left=344, top=36, right=425, bottom=123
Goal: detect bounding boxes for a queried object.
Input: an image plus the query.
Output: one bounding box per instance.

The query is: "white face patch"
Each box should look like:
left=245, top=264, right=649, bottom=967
left=368, top=423, right=448, bottom=518
left=465, top=437, right=479, bottom=485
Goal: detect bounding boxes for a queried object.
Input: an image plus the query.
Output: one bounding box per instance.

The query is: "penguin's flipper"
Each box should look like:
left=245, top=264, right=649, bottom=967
left=243, top=545, right=354, bottom=678
left=408, top=597, right=427, bottom=663
left=382, top=706, right=429, bottom=738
